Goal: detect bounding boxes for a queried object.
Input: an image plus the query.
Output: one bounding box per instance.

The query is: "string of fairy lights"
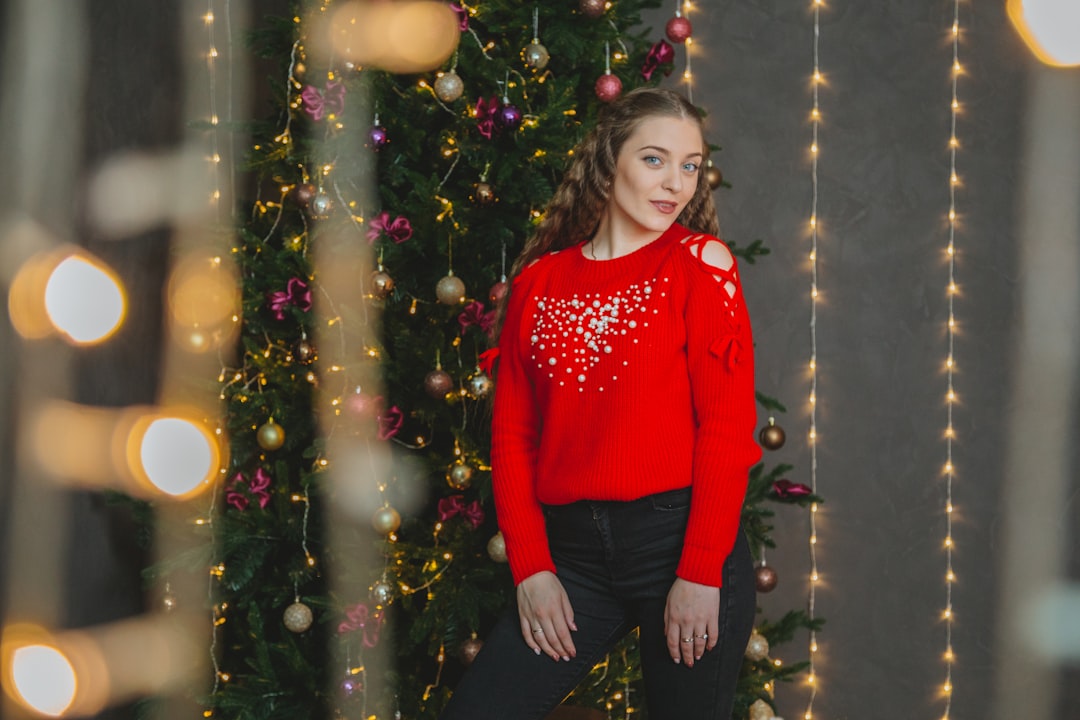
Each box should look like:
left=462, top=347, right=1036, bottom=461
left=941, top=1, right=962, bottom=717
left=805, top=1, right=823, bottom=718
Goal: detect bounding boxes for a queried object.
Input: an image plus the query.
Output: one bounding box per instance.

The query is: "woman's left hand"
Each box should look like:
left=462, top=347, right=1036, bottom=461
left=664, top=577, right=720, bottom=667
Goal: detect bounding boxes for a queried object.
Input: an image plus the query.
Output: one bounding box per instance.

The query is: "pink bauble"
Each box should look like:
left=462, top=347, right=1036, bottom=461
left=594, top=73, right=622, bottom=103
left=665, top=16, right=693, bottom=43
left=344, top=390, right=378, bottom=419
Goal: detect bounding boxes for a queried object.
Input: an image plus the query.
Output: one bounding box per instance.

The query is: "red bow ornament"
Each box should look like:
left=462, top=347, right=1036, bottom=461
left=267, top=277, right=313, bottom=320
left=438, top=494, right=485, bottom=528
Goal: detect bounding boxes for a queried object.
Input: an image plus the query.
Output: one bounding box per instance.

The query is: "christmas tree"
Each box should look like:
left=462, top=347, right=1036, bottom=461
left=146, top=2, right=822, bottom=719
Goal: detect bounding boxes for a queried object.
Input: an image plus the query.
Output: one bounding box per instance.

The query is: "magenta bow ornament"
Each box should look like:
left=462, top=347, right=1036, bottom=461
left=225, top=468, right=273, bottom=511
left=438, top=494, right=485, bottom=528
left=301, top=80, right=346, bottom=121
left=642, top=39, right=675, bottom=81
left=267, top=277, right=312, bottom=320
left=365, top=211, right=413, bottom=244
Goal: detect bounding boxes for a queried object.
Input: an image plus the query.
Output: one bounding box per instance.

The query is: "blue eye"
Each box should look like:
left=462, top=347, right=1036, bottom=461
left=683, top=162, right=700, bottom=173
left=644, top=156, right=662, bottom=166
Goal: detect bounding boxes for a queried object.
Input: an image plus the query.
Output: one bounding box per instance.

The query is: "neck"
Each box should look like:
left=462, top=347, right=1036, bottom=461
left=588, top=215, right=666, bottom=260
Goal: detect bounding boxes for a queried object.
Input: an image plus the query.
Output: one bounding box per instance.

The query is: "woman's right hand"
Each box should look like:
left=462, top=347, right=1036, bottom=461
left=516, top=571, right=577, bottom=661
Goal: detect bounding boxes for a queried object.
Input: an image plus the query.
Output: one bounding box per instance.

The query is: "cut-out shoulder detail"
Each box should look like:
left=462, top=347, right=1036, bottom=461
left=680, top=234, right=738, bottom=300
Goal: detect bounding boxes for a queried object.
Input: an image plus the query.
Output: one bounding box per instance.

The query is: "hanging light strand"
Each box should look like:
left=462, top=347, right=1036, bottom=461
left=805, top=1, right=824, bottom=718
left=941, top=2, right=962, bottom=717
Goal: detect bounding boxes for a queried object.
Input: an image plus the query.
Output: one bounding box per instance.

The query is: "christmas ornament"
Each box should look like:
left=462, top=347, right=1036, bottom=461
left=755, top=564, right=779, bottom=593
left=293, top=337, right=316, bottom=364
left=745, top=630, right=770, bottom=662
left=524, top=41, right=550, bottom=70
left=447, top=461, right=474, bottom=490
left=749, top=699, right=774, bottom=720
left=368, top=114, right=388, bottom=149
left=341, top=675, right=362, bottom=697
left=292, top=182, right=316, bottom=209
left=371, top=266, right=395, bottom=299
left=424, top=367, right=454, bottom=399
left=434, top=70, right=464, bottom=102
left=759, top=418, right=786, bottom=450
left=595, top=72, right=622, bottom=103
left=489, top=280, right=508, bottom=304
left=579, top=0, right=606, bottom=18
left=283, top=601, right=314, bottom=633
left=372, top=505, right=401, bottom=535
left=665, top=14, right=693, bottom=44
left=344, top=388, right=378, bottom=419
left=436, top=274, right=466, bottom=305
left=472, top=180, right=497, bottom=206
left=706, top=161, right=723, bottom=190
left=487, top=531, right=508, bottom=563
left=371, top=580, right=394, bottom=605
left=458, top=634, right=484, bottom=665
left=467, top=369, right=493, bottom=398
left=498, top=103, right=522, bottom=131
left=310, top=190, right=333, bottom=217
left=257, top=420, right=285, bottom=451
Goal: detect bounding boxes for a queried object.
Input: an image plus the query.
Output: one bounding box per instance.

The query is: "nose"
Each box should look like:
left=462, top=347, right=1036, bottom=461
left=662, top=167, right=683, bottom=193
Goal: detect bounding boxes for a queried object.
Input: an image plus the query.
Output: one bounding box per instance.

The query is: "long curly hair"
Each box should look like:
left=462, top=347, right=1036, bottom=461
left=496, top=87, right=719, bottom=335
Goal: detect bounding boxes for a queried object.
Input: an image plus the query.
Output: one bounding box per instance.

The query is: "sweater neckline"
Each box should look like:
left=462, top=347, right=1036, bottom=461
left=572, top=222, right=686, bottom=269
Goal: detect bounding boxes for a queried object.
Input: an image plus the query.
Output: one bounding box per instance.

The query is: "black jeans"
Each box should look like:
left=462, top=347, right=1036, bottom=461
left=440, top=487, right=756, bottom=720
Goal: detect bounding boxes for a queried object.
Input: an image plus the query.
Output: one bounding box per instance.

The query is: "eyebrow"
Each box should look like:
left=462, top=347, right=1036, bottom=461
left=636, top=145, right=704, bottom=158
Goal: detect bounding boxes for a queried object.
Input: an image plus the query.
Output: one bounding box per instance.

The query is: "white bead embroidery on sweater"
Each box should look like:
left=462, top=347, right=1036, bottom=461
left=528, top=278, right=669, bottom=389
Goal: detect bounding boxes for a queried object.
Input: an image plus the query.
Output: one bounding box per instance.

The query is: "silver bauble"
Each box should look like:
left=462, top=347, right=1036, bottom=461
left=467, top=370, right=493, bottom=398
left=372, top=505, right=401, bottom=535
left=310, top=191, right=333, bottom=217
left=524, top=42, right=550, bottom=70
left=436, top=274, right=466, bottom=305
left=447, top=462, right=474, bottom=490
left=371, top=580, right=394, bottom=605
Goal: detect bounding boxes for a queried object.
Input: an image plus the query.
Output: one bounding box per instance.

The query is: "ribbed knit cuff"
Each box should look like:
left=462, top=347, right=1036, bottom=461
left=676, top=542, right=724, bottom=588
left=507, top=540, right=558, bottom=586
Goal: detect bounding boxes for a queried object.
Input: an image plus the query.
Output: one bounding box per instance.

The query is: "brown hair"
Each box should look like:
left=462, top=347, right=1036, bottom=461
left=496, top=87, right=719, bottom=335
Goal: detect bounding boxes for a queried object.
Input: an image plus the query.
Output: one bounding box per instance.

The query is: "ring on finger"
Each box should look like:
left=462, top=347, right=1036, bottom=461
left=695, top=634, right=708, bottom=640
left=532, top=627, right=544, bottom=634
left=681, top=636, right=693, bottom=643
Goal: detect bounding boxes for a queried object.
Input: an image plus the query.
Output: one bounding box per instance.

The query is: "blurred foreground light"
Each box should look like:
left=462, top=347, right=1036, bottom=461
left=3, top=617, right=202, bottom=717
left=9, top=644, right=77, bottom=717
left=29, top=403, right=222, bottom=499
left=8, top=247, right=126, bottom=345
left=1008, top=0, right=1080, bottom=67
left=135, top=416, right=220, bottom=497
left=167, top=255, right=239, bottom=353
left=326, top=1, right=460, bottom=73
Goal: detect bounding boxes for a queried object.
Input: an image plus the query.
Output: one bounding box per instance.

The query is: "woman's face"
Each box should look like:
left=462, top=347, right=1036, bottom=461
left=606, top=114, right=704, bottom=236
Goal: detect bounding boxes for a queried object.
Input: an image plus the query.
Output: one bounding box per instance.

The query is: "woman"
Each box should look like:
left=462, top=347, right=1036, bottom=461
left=441, top=87, right=761, bottom=720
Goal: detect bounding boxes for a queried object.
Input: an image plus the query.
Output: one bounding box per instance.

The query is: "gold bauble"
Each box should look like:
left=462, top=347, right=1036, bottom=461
left=758, top=417, right=786, bottom=451
left=524, top=41, right=550, bottom=70
left=283, top=601, right=314, bottom=633
left=706, top=163, right=724, bottom=190
left=436, top=274, right=466, bottom=305
left=458, top=634, right=484, bottom=665
left=257, top=420, right=286, bottom=451
left=371, top=269, right=395, bottom=299
left=487, top=531, right=508, bottom=563
left=372, top=505, right=401, bottom=535
left=472, top=181, right=496, bottom=206
left=434, top=70, right=464, bottom=102
left=745, top=630, right=770, bottom=661
left=749, top=699, right=774, bottom=720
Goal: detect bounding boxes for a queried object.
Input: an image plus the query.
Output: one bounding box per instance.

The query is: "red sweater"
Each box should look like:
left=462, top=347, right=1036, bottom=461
left=491, top=222, right=761, bottom=588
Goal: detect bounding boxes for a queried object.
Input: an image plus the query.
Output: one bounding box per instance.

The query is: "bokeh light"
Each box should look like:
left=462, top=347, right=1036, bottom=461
left=43, top=254, right=126, bottom=345
left=327, top=1, right=460, bottom=73
left=135, top=416, right=221, bottom=497
left=9, top=644, right=77, bottom=717
left=1008, top=0, right=1080, bottom=67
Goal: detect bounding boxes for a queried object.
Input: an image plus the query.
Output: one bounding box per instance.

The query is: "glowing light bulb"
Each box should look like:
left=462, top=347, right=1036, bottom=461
left=10, top=644, right=77, bottom=717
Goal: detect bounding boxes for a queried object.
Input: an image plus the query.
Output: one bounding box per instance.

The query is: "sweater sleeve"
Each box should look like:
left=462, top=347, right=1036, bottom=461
left=677, top=236, right=762, bottom=587
left=491, top=271, right=558, bottom=585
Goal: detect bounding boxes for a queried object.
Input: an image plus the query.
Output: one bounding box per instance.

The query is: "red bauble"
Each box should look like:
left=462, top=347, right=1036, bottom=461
left=579, top=0, right=606, bottom=18
left=458, top=635, right=484, bottom=665
left=595, top=73, right=623, bottom=103
left=665, top=15, right=693, bottom=43
left=755, top=564, right=779, bottom=593
left=489, top=280, right=508, bottom=304
left=424, top=369, right=454, bottom=399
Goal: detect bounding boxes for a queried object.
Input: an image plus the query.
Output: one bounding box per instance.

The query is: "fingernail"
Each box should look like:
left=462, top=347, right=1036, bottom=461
left=695, top=655, right=702, bottom=660
left=672, top=657, right=681, bottom=664
left=571, top=623, right=578, bottom=631
left=561, top=656, right=570, bottom=662
left=534, top=648, right=541, bottom=655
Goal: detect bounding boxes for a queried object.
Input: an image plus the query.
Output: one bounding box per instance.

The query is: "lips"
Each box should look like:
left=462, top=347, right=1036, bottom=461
left=651, top=201, right=677, bottom=214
